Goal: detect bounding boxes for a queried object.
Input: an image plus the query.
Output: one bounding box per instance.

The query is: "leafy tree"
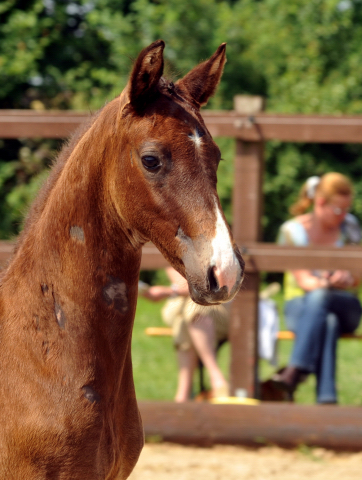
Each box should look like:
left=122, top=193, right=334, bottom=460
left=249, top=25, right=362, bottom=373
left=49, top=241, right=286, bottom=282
left=234, top=0, right=362, bottom=240
left=1, top=0, right=362, bottom=246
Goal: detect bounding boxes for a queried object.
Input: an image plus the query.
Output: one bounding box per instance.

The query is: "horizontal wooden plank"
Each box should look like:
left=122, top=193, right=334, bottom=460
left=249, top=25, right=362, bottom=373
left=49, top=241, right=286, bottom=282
left=140, top=242, right=362, bottom=273
left=139, top=400, right=362, bottom=450
left=0, top=110, right=88, bottom=139
left=3, top=110, right=362, bottom=143
left=203, top=111, right=362, bottom=143
left=1, top=241, right=362, bottom=273
left=140, top=245, right=170, bottom=270
left=145, top=327, right=362, bottom=340
left=0, top=241, right=15, bottom=268
left=239, top=242, right=362, bottom=272
left=145, top=327, right=172, bottom=336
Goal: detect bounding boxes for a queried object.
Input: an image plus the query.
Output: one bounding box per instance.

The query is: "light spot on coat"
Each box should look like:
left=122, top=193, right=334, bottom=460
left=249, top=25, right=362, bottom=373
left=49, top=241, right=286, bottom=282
left=103, top=276, right=128, bottom=314
left=54, top=300, right=67, bottom=329
left=70, top=225, right=85, bottom=242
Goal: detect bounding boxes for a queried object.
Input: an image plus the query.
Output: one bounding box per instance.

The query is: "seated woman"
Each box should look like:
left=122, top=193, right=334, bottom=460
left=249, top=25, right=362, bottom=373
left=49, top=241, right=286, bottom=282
left=274, top=172, right=362, bottom=404
left=142, top=266, right=229, bottom=402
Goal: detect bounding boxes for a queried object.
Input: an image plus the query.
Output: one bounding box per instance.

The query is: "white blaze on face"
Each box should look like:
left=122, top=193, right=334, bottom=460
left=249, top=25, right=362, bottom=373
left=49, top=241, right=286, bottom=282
left=210, top=200, right=240, bottom=293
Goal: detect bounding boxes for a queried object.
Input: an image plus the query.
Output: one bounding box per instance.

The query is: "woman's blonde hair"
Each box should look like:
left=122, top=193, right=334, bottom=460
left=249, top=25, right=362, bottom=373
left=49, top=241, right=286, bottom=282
left=290, top=172, right=353, bottom=216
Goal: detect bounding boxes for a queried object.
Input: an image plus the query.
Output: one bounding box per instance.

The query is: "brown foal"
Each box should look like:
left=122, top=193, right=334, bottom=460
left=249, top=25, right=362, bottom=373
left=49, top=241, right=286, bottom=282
left=0, top=40, right=244, bottom=479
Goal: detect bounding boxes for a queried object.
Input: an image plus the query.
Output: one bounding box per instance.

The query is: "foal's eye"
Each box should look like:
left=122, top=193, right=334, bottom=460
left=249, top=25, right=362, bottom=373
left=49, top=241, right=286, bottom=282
left=141, top=155, right=161, bottom=171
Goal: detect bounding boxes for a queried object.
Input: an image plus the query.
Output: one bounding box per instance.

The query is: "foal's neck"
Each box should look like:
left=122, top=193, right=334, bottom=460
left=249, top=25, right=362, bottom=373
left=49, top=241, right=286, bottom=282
left=8, top=115, right=142, bottom=295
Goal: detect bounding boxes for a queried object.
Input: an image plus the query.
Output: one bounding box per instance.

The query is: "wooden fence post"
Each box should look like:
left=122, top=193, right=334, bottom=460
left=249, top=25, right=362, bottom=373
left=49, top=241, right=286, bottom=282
left=229, top=95, right=264, bottom=398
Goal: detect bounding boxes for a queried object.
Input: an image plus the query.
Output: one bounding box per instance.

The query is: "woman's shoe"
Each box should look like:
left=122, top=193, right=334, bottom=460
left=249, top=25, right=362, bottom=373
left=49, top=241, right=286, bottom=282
left=271, top=366, right=308, bottom=401
left=271, top=373, right=295, bottom=401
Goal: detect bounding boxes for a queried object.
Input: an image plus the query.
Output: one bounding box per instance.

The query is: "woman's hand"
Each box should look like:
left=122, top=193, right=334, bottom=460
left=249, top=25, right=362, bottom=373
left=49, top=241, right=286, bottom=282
left=328, top=270, right=355, bottom=289
left=293, top=269, right=356, bottom=291
left=141, top=285, right=176, bottom=302
left=293, top=270, right=330, bottom=291
left=140, top=267, right=190, bottom=302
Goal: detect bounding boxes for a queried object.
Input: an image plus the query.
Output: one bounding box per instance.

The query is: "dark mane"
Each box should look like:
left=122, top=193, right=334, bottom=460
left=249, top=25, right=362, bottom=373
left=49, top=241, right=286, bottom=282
left=158, top=77, right=190, bottom=106
left=13, top=111, right=100, bottom=255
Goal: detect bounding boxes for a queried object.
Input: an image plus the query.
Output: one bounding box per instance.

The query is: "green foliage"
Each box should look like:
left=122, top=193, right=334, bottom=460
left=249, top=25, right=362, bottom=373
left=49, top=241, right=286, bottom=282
left=0, top=0, right=262, bottom=110
left=0, top=138, right=58, bottom=238
left=238, top=0, right=362, bottom=114
left=215, top=137, right=235, bottom=224
left=2, top=0, right=362, bottom=241
left=233, top=0, right=362, bottom=241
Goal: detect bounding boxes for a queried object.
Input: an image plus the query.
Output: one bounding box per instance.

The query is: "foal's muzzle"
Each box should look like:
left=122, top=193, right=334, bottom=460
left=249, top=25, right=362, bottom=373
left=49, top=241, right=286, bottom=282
left=187, top=247, right=244, bottom=306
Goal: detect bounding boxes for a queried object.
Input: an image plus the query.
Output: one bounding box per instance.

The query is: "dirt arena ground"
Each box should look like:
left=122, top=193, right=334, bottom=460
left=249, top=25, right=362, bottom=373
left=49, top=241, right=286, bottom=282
left=128, top=442, right=362, bottom=480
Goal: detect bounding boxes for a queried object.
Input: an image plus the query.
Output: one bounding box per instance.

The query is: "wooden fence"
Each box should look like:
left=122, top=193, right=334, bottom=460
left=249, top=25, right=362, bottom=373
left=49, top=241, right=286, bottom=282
left=2, top=107, right=362, bottom=400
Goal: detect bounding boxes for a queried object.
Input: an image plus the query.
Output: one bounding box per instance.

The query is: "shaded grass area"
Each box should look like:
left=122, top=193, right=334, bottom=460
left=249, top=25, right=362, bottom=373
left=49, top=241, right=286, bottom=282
left=132, top=292, right=362, bottom=405
left=132, top=297, right=178, bottom=401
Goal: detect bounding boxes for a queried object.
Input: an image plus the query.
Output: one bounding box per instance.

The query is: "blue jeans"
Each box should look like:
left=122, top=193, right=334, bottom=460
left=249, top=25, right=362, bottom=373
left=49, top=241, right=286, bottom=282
left=285, top=289, right=361, bottom=403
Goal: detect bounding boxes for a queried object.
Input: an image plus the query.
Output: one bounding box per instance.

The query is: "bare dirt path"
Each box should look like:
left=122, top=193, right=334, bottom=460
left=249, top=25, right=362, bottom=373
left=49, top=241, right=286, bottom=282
left=128, top=443, right=362, bottom=480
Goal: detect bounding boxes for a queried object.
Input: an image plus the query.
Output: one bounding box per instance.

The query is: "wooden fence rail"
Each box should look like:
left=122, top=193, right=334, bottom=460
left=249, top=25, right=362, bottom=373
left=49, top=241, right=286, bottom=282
left=2, top=240, right=362, bottom=273
left=3, top=109, right=362, bottom=142
left=138, top=401, right=362, bottom=450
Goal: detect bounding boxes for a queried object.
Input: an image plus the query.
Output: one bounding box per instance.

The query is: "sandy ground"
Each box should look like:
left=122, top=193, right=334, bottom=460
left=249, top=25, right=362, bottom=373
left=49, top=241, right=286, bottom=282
left=128, top=442, right=362, bottom=480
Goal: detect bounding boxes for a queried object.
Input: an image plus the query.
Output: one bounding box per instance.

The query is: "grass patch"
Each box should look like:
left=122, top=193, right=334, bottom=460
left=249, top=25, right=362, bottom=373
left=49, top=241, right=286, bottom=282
left=132, top=287, right=362, bottom=405
left=132, top=297, right=177, bottom=401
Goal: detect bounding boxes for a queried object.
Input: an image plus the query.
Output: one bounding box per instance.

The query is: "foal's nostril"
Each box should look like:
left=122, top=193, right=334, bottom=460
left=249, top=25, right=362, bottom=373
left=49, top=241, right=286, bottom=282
left=208, top=266, right=219, bottom=292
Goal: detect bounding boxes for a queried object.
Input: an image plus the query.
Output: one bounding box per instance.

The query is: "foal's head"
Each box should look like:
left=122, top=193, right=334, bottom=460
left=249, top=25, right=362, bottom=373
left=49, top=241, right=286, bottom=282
left=106, top=40, right=244, bottom=305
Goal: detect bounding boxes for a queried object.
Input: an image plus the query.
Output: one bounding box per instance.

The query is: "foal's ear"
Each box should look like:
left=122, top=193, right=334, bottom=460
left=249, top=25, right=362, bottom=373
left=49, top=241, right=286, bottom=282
left=129, top=40, right=165, bottom=109
left=176, top=43, right=226, bottom=107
